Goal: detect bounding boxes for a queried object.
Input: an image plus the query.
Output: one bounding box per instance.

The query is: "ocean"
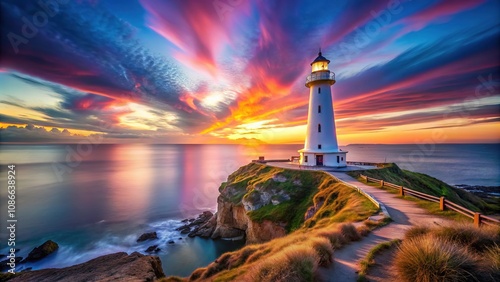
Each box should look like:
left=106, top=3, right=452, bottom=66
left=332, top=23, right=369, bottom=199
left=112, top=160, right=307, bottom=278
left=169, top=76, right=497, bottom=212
left=0, top=143, right=498, bottom=276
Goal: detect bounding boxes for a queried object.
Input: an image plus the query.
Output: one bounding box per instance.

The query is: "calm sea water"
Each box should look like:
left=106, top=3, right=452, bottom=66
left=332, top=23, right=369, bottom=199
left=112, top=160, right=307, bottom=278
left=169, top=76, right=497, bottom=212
left=0, top=143, right=498, bottom=276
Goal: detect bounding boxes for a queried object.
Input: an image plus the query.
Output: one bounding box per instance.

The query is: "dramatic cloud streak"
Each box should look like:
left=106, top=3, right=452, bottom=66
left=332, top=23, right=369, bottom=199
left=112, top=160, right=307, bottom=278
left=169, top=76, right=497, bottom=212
left=0, top=0, right=499, bottom=143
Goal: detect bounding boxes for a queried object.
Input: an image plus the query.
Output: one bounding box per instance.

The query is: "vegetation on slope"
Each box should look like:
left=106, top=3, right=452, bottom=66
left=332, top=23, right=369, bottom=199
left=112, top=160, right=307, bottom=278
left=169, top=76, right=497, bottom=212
left=219, top=163, right=376, bottom=232
left=163, top=163, right=380, bottom=281
left=393, top=224, right=500, bottom=282
left=347, top=163, right=500, bottom=214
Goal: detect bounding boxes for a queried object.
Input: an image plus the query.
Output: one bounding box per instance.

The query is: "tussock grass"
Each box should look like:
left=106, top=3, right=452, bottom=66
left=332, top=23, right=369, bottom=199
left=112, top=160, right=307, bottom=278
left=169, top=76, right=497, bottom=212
left=185, top=223, right=362, bottom=281
left=315, top=229, right=348, bottom=249
left=392, top=224, right=500, bottom=282
left=356, top=225, right=371, bottom=237
left=404, top=225, right=430, bottom=240
left=307, top=237, right=334, bottom=266
left=394, top=236, right=481, bottom=282
left=483, top=244, right=500, bottom=281
left=248, top=245, right=319, bottom=282
left=339, top=223, right=361, bottom=241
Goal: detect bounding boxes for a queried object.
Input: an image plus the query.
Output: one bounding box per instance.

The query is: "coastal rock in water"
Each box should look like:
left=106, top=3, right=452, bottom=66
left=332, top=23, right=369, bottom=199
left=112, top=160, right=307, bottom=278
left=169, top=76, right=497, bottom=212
left=10, top=252, right=165, bottom=282
left=193, top=212, right=218, bottom=238
left=23, top=240, right=59, bottom=262
left=179, top=227, right=191, bottom=234
left=137, top=232, right=158, bottom=242
left=145, top=245, right=160, bottom=253
left=178, top=211, right=215, bottom=237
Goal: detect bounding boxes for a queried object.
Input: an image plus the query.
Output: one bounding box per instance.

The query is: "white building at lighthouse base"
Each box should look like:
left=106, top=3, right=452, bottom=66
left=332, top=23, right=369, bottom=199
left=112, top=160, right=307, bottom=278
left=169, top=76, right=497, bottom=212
left=298, top=149, right=347, bottom=167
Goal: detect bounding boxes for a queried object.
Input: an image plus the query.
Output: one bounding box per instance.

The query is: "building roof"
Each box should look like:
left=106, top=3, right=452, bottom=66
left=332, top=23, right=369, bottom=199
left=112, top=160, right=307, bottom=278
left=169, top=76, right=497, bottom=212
left=310, top=51, right=330, bottom=65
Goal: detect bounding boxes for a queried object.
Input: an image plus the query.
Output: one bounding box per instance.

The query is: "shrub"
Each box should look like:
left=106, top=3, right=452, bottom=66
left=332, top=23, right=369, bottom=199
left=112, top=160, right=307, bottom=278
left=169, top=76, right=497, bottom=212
left=339, top=223, right=361, bottom=241
left=483, top=244, right=500, bottom=281
left=308, top=237, right=334, bottom=266
left=250, top=246, right=319, bottom=282
left=404, top=225, right=430, bottom=240
left=316, top=229, right=347, bottom=249
left=357, top=225, right=370, bottom=237
left=430, top=224, right=500, bottom=252
left=394, top=236, right=481, bottom=282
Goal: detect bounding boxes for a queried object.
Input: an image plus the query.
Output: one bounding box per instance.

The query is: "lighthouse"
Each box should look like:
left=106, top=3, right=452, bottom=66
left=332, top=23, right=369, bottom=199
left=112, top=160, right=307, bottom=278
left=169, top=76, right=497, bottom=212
left=298, top=51, right=347, bottom=167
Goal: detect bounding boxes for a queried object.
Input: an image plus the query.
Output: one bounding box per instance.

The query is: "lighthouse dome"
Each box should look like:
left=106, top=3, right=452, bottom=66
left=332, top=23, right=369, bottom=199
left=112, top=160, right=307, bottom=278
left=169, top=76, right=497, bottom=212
left=310, top=51, right=330, bottom=65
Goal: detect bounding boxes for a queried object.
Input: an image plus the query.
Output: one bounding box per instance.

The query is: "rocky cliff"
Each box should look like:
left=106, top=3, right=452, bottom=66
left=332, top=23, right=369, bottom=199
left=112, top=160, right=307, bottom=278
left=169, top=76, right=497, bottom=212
left=9, top=252, right=164, bottom=282
left=189, top=163, right=320, bottom=244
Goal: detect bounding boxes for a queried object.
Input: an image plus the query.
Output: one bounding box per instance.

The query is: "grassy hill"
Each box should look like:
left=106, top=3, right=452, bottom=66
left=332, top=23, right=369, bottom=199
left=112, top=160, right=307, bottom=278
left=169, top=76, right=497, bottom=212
left=163, top=163, right=380, bottom=281
left=219, top=163, right=377, bottom=231
left=347, top=163, right=500, bottom=214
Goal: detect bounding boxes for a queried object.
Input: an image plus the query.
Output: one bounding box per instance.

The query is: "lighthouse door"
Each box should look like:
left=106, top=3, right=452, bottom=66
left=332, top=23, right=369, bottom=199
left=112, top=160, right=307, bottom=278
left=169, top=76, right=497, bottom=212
left=316, top=155, right=324, bottom=166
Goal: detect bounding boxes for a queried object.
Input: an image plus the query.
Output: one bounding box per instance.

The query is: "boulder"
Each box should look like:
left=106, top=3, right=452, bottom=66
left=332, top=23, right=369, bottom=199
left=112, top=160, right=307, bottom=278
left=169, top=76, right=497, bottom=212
left=167, top=240, right=175, bottom=244
left=179, top=227, right=191, bottom=234
left=23, top=240, right=59, bottom=263
left=136, top=232, right=158, bottom=242
left=10, top=252, right=165, bottom=282
left=145, top=245, right=160, bottom=253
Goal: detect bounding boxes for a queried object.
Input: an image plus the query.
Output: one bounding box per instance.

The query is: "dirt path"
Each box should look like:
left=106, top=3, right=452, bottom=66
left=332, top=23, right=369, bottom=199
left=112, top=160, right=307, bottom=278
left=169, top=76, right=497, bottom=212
left=316, top=172, right=451, bottom=282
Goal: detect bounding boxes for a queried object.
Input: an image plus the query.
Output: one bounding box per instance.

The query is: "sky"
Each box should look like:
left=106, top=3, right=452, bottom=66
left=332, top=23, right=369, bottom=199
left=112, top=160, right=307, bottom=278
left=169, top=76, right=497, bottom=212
left=0, top=0, right=499, bottom=144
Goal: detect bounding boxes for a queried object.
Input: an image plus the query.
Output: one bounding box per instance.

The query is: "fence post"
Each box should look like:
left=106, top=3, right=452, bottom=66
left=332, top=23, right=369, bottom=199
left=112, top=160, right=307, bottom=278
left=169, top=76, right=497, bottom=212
left=399, top=186, right=404, bottom=197
left=380, top=180, right=384, bottom=187
left=474, top=213, right=481, bottom=228
left=439, top=196, right=445, bottom=211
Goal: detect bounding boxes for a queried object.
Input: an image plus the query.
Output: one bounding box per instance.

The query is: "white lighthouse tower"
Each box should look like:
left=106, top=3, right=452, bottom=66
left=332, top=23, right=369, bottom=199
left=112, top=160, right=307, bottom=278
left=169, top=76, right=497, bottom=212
left=299, top=51, right=347, bottom=167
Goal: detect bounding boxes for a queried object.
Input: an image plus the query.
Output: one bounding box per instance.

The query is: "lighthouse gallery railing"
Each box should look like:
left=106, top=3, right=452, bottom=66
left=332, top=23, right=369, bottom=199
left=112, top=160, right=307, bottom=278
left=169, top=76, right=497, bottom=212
left=306, top=71, right=335, bottom=84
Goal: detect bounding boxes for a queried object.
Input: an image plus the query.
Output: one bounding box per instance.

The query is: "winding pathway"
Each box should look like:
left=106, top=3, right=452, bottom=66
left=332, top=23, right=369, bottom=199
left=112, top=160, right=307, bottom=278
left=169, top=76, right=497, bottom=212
left=266, top=162, right=451, bottom=282
left=318, top=172, right=451, bottom=282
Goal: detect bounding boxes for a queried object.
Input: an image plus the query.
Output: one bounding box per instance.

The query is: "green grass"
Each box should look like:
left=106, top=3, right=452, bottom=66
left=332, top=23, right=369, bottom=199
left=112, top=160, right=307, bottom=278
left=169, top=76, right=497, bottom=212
left=347, top=163, right=500, bottom=214
left=222, top=163, right=378, bottom=232
left=357, top=239, right=402, bottom=282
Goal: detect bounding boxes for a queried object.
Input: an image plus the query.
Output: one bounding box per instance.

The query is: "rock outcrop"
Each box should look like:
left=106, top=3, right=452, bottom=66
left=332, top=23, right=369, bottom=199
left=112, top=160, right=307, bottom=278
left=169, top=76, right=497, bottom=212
left=176, top=211, right=216, bottom=238
left=22, top=240, right=59, bottom=263
left=10, top=252, right=165, bottom=282
left=137, top=232, right=158, bottom=242
left=188, top=165, right=304, bottom=244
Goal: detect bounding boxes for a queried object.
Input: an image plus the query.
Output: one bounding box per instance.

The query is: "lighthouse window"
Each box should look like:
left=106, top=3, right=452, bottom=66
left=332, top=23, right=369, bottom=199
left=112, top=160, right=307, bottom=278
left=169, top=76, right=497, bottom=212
left=318, top=124, right=321, bottom=132
left=318, top=87, right=321, bottom=93
left=318, top=105, right=321, bottom=113
left=304, top=156, right=308, bottom=162
left=337, top=156, right=340, bottom=163
left=318, top=144, right=322, bottom=149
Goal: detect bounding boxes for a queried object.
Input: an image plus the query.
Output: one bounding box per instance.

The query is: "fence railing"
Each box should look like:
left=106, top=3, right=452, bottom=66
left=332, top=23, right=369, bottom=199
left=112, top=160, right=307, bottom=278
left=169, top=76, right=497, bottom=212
left=360, top=174, right=500, bottom=228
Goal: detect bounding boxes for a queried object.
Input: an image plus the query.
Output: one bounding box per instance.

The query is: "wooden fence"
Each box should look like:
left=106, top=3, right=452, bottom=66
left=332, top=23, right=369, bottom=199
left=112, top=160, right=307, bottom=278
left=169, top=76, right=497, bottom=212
left=360, top=174, right=500, bottom=228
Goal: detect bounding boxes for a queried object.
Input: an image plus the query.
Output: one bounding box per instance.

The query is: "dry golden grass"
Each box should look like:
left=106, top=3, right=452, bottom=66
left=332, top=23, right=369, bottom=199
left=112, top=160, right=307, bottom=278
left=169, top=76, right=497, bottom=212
left=184, top=223, right=362, bottom=281
left=248, top=245, right=319, bottom=282
left=307, top=237, right=334, bottom=266
left=392, top=224, right=500, bottom=282
left=395, top=236, right=480, bottom=282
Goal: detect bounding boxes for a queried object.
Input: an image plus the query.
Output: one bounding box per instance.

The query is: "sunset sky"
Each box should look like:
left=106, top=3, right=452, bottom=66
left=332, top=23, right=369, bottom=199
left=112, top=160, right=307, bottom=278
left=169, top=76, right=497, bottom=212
left=0, top=0, right=499, bottom=144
